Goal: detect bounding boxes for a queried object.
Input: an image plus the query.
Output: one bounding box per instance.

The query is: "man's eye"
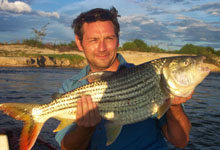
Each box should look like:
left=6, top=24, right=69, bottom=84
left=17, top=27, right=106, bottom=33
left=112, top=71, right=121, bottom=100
left=106, top=37, right=114, bottom=40
left=89, top=39, right=98, bottom=42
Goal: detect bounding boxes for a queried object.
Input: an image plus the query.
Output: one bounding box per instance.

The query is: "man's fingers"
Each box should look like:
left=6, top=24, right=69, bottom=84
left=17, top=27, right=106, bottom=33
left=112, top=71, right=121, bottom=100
left=76, top=95, right=101, bottom=127
left=171, top=92, right=193, bottom=105
left=93, top=102, right=101, bottom=123
left=76, top=98, right=83, bottom=125
left=81, top=95, right=90, bottom=127
left=87, top=96, right=97, bottom=126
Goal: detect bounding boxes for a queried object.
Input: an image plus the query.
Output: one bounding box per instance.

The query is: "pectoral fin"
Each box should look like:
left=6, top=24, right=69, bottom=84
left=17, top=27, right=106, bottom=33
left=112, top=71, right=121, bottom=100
left=105, top=122, right=122, bottom=146
left=53, top=118, right=74, bottom=132
left=157, top=99, right=171, bottom=119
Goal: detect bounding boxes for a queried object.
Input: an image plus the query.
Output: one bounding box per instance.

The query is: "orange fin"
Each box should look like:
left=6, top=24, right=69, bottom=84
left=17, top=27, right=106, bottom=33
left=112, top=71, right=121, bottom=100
left=20, top=121, right=44, bottom=150
left=0, top=103, right=44, bottom=150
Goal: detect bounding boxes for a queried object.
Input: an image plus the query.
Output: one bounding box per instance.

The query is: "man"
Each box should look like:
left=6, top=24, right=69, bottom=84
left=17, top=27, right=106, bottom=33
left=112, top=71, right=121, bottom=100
left=55, top=7, right=192, bottom=150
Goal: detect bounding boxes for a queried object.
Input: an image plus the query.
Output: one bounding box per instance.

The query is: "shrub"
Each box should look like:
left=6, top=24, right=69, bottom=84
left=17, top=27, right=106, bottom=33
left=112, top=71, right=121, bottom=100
left=22, top=39, right=43, bottom=48
left=122, top=42, right=138, bottom=51
left=133, top=39, right=149, bottom=52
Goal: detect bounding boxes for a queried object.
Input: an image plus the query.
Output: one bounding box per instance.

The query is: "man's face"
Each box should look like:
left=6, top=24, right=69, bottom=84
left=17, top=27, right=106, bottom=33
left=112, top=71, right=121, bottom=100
left=77, top=21, right=119, bottom=72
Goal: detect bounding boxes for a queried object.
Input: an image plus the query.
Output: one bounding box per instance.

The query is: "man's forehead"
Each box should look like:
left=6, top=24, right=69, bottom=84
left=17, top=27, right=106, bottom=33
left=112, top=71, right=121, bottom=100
left=82, top=21, right=116, bottom=36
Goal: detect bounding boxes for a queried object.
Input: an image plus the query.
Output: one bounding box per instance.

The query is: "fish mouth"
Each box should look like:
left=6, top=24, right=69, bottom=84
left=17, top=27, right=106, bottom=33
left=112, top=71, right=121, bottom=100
left=201, top=66, right=210, bottom=72
left=199, top=56, right=210, bottom=73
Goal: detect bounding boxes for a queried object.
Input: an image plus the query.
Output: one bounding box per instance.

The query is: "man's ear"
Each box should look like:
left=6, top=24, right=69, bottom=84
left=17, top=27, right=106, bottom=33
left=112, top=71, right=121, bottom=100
left=75, top=35, right=83, bottom=51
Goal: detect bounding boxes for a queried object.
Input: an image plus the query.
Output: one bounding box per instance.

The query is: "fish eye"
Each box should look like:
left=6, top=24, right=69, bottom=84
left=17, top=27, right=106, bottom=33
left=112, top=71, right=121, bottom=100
left=182, top=58, right=191, bottom=66
left=184, top=61, right=189, bottom=66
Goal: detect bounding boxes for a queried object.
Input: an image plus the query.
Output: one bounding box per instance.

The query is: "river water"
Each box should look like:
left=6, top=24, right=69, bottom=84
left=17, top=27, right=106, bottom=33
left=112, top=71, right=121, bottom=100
left=0, top=67, right=219, bottom=150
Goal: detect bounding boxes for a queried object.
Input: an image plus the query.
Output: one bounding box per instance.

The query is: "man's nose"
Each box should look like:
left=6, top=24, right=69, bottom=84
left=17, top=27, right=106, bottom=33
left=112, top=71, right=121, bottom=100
left=98, top=40, right=106, bottom=52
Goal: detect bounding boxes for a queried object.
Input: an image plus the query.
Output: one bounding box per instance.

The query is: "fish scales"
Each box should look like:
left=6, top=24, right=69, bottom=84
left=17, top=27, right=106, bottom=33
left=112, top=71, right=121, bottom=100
left=92, top=63, right=166, bottom=124
left=34, top=61, right=168, bottom=125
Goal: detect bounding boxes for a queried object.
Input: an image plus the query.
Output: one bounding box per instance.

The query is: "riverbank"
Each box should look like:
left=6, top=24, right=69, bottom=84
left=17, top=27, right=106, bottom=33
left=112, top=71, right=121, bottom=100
left=0, top=44, right=86, bottom=68
left=0, top=44, right=219, bottom=71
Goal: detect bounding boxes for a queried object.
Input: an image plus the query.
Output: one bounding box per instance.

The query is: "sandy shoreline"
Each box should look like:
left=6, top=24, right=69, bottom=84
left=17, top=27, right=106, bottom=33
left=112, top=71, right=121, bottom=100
left=0, top=44, right=219, bottom=71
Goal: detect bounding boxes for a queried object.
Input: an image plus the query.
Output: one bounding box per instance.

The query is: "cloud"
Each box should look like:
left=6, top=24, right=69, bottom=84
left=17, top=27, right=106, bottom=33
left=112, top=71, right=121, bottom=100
left=36, top=10, right=60, bottom=19
left=0, top=0, right=60, bottom=19
left=189, top=2, right=220, bottom=16
left=118, top=12, right=220, bottom=50
left=119, top=15, right=171, bottom=41
left=9, top=0, right=34, bottom=4
left=0, top=0, right=31, bottom=13
left=170, top=15, right=220, bottom=43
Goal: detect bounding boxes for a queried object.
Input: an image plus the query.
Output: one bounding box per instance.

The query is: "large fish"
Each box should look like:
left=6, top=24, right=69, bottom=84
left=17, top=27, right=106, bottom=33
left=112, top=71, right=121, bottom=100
left=0, top=56, right=210, bottom=150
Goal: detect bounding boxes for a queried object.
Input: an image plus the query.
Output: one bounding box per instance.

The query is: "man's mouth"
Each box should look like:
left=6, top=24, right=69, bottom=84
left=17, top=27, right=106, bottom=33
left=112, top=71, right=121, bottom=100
left=96, top=54, right=109, bottom=59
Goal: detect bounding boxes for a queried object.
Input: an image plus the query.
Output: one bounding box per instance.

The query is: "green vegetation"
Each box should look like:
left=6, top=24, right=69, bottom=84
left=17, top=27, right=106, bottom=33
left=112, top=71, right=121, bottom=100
left=0, top=50, right=26, bottom=57
left=121, top=39, right=166, bottom=53
left=120, top=39, right=220, bottom=66
left=178, top=44, right=216, bottom=56
left=0, top=49, right=84, bottom=65
left=122, top=39, right=150, bottom=52
left=121, top=39, right=220, bottom=57
left=133, top=39, right=149, bottom=52
left=23, top=39, right=44, bottom=48
left=20, top=39, right=78, bottom=52
left=43, top=54, right=84, bottom=64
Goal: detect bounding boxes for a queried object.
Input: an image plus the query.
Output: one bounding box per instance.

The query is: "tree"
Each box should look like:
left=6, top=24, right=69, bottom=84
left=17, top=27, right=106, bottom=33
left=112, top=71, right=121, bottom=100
left=216, top=50, right=220, bottom=56
left=199, top=47, right=215, bottom=56
left=179, top=44, right=198, bottom=54
left=32, top=23, right=50, bottom=42
left=122, top=42, right=138, bottom=51
left=179, top=44, right=217, bottom=57
left=133, top=39, right=149, bottom=52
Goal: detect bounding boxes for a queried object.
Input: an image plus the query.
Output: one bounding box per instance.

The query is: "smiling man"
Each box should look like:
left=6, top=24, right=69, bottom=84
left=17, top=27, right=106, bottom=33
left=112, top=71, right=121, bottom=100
left=55, top=7, right=192, bottom=150
left=76, top=20, right=119, bottom=72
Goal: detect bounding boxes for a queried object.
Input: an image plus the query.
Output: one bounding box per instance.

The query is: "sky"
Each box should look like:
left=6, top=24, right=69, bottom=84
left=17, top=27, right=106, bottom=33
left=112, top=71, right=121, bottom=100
left=0, top=0, right=220, bottom=50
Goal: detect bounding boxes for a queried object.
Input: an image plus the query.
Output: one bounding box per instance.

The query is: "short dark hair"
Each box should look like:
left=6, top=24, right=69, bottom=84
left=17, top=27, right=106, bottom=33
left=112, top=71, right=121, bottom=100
left=72, top=7, right=120, bottom=42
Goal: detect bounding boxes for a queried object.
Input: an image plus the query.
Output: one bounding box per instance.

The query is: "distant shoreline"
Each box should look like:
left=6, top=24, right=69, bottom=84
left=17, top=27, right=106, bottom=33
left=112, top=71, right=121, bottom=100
left=0, top=44, right=220, bottom=72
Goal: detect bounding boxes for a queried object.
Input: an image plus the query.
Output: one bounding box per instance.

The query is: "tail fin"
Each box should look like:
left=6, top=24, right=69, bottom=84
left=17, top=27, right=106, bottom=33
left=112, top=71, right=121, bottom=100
left=0, top=103, right=44, bottom=150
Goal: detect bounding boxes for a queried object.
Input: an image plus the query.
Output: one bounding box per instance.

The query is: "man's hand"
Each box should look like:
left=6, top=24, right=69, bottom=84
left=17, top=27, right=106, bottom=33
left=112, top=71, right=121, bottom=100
left=61, top=95, right=101, bottom=150
left=76, top=95, right=101, bottom=127
left=171, top=93, right=193, bottom=105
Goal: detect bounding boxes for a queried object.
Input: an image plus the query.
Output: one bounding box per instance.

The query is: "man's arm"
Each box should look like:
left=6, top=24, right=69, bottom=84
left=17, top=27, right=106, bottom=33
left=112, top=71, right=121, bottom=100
left=162, top=95, right=192, bottom=148
left=61, top=95, right=101, bottom=150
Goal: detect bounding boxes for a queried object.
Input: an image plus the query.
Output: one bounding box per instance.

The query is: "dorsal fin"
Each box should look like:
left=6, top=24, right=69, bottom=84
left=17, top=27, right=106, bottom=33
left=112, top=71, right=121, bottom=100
left=51, top=92, right=64, bottom=100
left=79, top=71, right=115, bottom=82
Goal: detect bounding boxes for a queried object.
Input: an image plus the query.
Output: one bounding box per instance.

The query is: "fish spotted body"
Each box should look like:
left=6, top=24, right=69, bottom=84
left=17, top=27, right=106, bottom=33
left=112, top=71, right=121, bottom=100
left=0, top=56, right=210, bottom=150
